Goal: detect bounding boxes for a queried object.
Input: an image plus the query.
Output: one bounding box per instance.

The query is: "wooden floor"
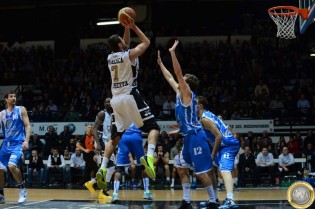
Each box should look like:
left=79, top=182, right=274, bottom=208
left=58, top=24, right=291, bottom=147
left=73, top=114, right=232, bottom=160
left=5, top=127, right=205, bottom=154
left=2, top=187, right=288, bottom=202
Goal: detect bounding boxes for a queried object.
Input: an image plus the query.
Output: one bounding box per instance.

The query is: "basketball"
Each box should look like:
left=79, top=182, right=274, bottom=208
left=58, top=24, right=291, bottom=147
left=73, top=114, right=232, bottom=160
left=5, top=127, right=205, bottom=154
left=118, top=7, right=136, bottom=25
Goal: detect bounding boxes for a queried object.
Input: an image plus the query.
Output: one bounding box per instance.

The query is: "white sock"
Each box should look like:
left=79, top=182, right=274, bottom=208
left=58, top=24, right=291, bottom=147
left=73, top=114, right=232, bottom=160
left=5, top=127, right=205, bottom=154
left=90, top=178, right=96, bottom=184
left=182, top=183, right=191, bottom=202
left=206, top=185, right=216, bottom=202
left=147, top=144, right=156, bottom=157
left=192, top=176, right=196, bottom=183
left=234, top=177, right=238, bottom=185
left=101, top=157, right=109, bottom=168
left=113, top=180, right=120, bottom=194
left=227, top=192, right=234, bottom=200
left=171, top=178, right=175, bottom=185
left=143, top=177, right=149, bottom=192
left=166, top=177, right=170, bottom=181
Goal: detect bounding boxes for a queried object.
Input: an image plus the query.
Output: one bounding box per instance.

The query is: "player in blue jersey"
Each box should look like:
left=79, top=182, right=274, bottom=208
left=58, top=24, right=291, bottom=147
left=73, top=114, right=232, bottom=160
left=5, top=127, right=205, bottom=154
left=0, top=91, right=30, bottom=204
left=157, top=40, right=217, bottom=209
left=111, top=124, right=153, bottom=203
left=197, top=95, right=240, bottom=209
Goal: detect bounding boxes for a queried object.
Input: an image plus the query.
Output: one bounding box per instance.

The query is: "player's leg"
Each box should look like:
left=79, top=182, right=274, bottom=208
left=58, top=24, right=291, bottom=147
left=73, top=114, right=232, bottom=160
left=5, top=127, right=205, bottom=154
left=190, top=132, right=218, bottom=209
left=0, top=149, right=9, bottom=204
left=218, top=146, right=240, bottom=209
left=129, top=91, right=160, bottom=179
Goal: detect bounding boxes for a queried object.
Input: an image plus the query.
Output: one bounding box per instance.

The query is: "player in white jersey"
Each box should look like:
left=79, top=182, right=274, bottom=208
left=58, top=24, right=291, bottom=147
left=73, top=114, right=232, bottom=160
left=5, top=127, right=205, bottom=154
left=0, top=91, right=30, bottom=204
left=86, top=98, right=116, bottom=199
left=95, top=18, right=160, bottom=190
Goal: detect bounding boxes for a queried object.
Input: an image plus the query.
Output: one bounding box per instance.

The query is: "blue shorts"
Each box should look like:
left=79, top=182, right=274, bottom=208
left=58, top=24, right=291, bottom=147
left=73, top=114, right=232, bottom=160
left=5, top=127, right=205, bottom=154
left=0, top=141, right=23, bottom=171
left=182, top=129, right=212, bottom=174
left=216, top=144, right=240, bottom=172
left=116, top=132, right=144, bottom=166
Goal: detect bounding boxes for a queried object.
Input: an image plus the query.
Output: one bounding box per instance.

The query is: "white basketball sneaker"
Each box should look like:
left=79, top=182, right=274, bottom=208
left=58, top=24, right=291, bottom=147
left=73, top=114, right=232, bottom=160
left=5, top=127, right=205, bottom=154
left=18, top=188, right=27, bottom=204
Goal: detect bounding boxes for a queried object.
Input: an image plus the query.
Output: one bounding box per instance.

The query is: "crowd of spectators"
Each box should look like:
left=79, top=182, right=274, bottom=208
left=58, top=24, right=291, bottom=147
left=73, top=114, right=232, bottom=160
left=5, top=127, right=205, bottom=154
left=0, top=35, right=314, bottom=125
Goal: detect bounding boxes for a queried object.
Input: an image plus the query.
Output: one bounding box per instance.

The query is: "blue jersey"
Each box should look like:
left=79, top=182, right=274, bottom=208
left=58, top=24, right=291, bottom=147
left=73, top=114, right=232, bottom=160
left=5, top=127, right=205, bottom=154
left=175, top=92, right=202, bottom=135
left=0, top=106, right=25, bottom=143
left=202, top=110, right=239, bottom=147
left=124, top=124, right=142, bottom=135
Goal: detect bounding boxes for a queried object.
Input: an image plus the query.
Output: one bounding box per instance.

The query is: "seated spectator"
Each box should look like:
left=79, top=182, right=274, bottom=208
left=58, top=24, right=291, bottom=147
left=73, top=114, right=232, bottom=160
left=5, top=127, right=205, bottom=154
left=45, top=148, right=66, bottom=186
left=301, top=143, right=315, bottom=172
left=29, top=134, right=44, bottom=157
left=69, top=149, right=85, bottom=184
left=238, top=146, right=256, bottom=187
left=170, top=139, right=182, bottom=160
left=287, top=134, right=300, bottom=157
left=254, top=146, right=276, bottom=186
left=278, top=146, right=296, bottom=182
left=162, top=95, right=175, bottom=119
left=27, top=149, right=45, bottom=187
left=64, top=104, right=80, bottom=121
left=67, top=137, right=77, bottom=155
left=63, top=149, right=71, bottom=160
left=154, top=144, right=171, bottom=187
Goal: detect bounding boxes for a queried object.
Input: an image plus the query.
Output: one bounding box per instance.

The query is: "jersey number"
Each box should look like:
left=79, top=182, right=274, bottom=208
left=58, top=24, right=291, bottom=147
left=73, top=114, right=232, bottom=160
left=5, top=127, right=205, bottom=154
left=223, top=153, right=230, bottom=159
left=193, top=147, right=202, bottom=156
left=111, top=65, right=119, bottom=81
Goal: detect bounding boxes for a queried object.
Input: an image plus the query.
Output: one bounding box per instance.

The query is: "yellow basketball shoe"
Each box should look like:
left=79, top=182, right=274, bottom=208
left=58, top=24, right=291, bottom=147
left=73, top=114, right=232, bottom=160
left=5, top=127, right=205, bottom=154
left=84, top=180, right=96, bottom=193
left=96, top=168, right=107, bottom=191
left=140, top=155, right=156, bottom=179
left=98, top=190, right=112, bottom=204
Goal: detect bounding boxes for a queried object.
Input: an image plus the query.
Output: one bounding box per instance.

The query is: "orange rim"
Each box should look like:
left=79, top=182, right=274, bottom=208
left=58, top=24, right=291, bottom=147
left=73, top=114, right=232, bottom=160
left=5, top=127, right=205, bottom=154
left=268, top=6, right=308, bottom=20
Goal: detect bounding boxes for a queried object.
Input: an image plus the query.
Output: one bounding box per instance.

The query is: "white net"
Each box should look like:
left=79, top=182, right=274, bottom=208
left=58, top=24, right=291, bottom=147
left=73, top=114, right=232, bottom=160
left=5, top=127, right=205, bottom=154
left=268, top=7, right=299, bottom=39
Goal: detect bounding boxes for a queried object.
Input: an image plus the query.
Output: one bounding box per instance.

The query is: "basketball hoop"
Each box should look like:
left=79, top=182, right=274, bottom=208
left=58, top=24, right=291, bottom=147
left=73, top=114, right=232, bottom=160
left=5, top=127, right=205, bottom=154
left=268, top=6, right=308, bottom=39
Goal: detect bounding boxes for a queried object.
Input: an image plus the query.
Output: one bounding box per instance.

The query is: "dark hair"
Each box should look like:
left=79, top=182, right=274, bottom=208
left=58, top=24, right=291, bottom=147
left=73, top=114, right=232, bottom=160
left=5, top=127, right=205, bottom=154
left=4, top=90, right=17, bottom=99
left=108, top=34, right=121, bottom=52
left=185, top=74, right=200, bottom=92
left=196, top=95, right=208, bottom=107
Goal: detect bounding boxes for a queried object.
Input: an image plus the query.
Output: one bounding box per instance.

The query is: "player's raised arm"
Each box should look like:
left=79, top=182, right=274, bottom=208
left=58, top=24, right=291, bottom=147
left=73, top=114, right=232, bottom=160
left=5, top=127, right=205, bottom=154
left=169, top=40, right=191, bottom=102
left=157, top=50, right=179, bottom=93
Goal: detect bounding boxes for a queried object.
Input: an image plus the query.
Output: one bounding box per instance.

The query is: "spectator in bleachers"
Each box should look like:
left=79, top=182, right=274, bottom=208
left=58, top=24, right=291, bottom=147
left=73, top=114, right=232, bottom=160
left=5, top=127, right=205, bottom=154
left=170, top=139, right=182, bottom=160
left=27, top=149, right=45, bottom=188
left=58, top=125, right=73, bottom=152
left=29, top=134, right=44, bottom=158
left=287, top=134, right=300, bottom=158
left=276, top=139, right=287, bottom=157
left=254, top=79, right=269, bottom=99
left=297, top=93, right=310, bottom=122
left=154, top=144, right=171, bottom=187
left=301, top=143, right=315, bottom=172
left=154, top=90, right=166, bottom=117
left=303, top=129, right=315, bottom=148
left=269, top=94, right=285, bottom=119
left=69, top=148, right=85, bottom=184
left=278, top=146, right=296, bottom=183
left=67, top=137, right=77, bottom=155
left=254, top=146, right=276, bottom=187
left=43, top=126, right=58, bottom=160
left=29, top=107, right=42, bottom=122
left=253, top=144, right=262, bottom=157
left=238, top=146, right=256, bottom=187
left=162, top=95, right=175, bottom=120
left=63, top=149, right=71, bottom=161
left=64, top=104, right=80, bottom=122
left=246, top=131, right=256, bottom=152
left=46, top=147, right=66, bottom=186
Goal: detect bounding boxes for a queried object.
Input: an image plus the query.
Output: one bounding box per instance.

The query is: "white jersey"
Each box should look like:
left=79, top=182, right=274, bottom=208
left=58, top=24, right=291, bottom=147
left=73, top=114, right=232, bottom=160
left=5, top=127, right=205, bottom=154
left=102, top=110, right=111, bottom=142
left=107, top=50, right=139, bottom=96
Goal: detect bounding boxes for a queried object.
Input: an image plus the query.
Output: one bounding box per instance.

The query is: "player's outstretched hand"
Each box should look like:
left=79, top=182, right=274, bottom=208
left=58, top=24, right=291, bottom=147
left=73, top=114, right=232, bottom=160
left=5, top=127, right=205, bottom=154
left=123, top=18, right=135, bottom=29
left=169, top=40, right=179, bottom=53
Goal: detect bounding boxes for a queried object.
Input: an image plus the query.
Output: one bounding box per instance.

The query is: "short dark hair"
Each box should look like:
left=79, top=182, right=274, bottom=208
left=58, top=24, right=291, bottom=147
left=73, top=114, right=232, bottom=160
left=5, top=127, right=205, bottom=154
left=185, top=74, right=200, bottom=92
left=108, top=34, right=121, bottom=52
left=196, top=95, right=208, bottom=107
left=4, top=91, right=17, bottom=99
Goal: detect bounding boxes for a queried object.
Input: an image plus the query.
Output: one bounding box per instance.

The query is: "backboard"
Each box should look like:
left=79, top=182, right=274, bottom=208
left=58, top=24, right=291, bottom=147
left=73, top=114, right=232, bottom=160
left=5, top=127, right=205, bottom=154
left=299, top=0, right=315, bottom=34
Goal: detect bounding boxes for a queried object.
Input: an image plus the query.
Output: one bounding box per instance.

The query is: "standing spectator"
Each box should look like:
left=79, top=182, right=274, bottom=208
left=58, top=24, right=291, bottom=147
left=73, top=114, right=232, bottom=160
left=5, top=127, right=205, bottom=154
left=278, top=146, right=296, bottom=183
left=238, top=146, right=256, bottom=187
left=43, top=126, right=58, bottom=160
left=27, top=149, right=45, bottom=188
left=69, top=149, right=85, bottom=184
left=254, top=146, right=276, bottom=187
left=45, top=148, right=66, bottom=186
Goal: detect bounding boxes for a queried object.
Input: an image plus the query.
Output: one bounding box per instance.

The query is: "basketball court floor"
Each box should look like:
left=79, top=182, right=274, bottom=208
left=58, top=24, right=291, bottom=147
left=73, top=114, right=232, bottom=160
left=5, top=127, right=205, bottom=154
left=0, top=187, right=304, bottom=209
